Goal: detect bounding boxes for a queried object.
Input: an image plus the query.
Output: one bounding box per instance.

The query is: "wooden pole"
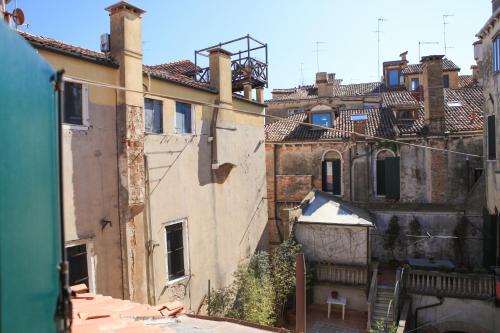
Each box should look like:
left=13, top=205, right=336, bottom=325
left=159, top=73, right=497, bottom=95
left=296, top=253, right=306, bottom=333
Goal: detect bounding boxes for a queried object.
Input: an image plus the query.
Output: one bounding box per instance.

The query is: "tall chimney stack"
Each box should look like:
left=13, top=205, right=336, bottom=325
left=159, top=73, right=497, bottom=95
left=421, top=55, right=445, bottom=134
left=316, top=72, right=333, bottom=97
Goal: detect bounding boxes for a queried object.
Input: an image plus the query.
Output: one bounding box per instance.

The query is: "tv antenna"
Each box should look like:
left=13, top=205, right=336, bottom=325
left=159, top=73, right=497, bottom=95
left=418, top=41, right=439, bottom=60
left=443, top=14, right=454, bottom=55
left=313, top=41, right=326, bottom=72
left=375, top=18, right=388, bottom=94
left=300, top=62, right=305, bottom=86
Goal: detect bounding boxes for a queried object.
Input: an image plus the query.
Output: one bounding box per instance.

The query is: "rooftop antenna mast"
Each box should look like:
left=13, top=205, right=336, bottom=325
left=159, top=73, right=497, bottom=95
left=300, top=62, right=305, bottom=86
left=443, top=14, right=454, bottom=55
left=376, top=17, right=388, bottom=94
left=313, top=41, right=326, bottom=72
left=418, top=41, right=439, bottom=60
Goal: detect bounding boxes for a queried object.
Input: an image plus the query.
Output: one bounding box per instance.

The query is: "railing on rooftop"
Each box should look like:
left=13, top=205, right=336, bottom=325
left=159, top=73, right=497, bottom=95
left=405, top=269, right=495, bottom=300
left=194, top=35, right=268, bottom=91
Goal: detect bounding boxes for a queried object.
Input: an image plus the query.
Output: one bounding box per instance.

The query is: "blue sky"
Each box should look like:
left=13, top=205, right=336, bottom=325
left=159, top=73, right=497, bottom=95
left=12, top=0, right=491, bottom=97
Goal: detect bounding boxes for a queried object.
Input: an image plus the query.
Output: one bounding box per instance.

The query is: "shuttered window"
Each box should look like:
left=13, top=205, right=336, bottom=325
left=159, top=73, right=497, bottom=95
left=376, top=156, right=400, bottom=199
left=166, top=223, right=185, bottom=281
left=488, top=115, right=496, bottom=160
left=322, top=159, right=341, bottom=195
left=175, top=101, right=192, bottom=134
left=443, top=74, right=449, bottom=88
left=494, top=36, right=500, bottom=73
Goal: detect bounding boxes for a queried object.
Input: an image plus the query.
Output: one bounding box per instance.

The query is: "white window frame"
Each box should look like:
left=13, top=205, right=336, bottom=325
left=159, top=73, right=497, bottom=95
left=174, top=102, right=195, bottom=135
left=144, top=98, right=164, bottom=135
left=65, top=238, right=96, bottom=293
left=163, top=218, right=190, bottom=285
left=62, top=83, right=89, bottom=130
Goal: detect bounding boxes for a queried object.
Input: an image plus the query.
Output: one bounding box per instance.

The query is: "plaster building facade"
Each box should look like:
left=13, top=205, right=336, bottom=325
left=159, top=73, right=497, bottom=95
left=20, top=1, right=268, bottom=311
left=476, top=0, right=500, bottom=272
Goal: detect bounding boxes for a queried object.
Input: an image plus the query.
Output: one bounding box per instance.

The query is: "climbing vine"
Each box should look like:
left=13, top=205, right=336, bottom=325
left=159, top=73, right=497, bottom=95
left=384, top=216, right=401, bottom=260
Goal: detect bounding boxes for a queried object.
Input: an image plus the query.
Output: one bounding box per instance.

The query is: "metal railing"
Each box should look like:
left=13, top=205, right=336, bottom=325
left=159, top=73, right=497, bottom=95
left=366, top=264, right=379, bottom=332
left=315, top=262, right=368, bottom=286
left=405, top=269, right=495, bottom=300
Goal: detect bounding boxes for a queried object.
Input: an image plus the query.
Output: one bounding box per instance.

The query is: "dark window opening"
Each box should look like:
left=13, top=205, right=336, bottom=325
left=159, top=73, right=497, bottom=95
left=166, top=223, right=185, bottom=280
left=488, top=115, right=496, bottom=160
left=67, top=244, right=89, bottom=286
left=376, top=160, right=386, bottom=195
left=474, top=168, right=483, bottom=184
left=63, top=82, right=83, bottom=125
left=322, top=159, right=341, bottom=195
left=443, top=74, right=450, bottom=88
left=145, top=98, right=163, bottom=134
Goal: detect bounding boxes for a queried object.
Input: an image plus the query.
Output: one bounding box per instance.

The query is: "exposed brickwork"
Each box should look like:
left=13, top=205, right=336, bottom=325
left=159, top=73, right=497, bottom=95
left=422, top=56, right=446, bottom=134
left=276, top=175, right=312, bottom=201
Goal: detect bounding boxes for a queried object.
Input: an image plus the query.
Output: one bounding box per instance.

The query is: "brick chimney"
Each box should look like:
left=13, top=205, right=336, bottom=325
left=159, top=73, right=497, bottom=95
left=421, top=55, right=445, bottom=134
left=105, top=1, right=147, bottom=303
left=316, top=72, right=334, bottom=97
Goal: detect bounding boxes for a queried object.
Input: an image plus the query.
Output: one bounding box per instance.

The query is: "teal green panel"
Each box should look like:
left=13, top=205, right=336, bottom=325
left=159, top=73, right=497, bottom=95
left=384, top=157, right=400, bottom=200
left=0, top=22, right=61, bottom=333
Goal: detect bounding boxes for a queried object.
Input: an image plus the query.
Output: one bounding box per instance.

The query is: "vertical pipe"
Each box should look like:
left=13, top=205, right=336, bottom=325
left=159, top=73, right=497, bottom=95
left=296, top=253, right=306, bottom=333
left=207, top=279, right=211, bottom=316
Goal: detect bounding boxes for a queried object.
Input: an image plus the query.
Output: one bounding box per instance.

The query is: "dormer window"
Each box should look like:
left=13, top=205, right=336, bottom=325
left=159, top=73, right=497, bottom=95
left=311, top=113, right=332, bottom=127
left=411, top=78, right=419, bottom=91
left=388, top=69, right=400, bottom=87
left=395, top=109, right=416, bottom=120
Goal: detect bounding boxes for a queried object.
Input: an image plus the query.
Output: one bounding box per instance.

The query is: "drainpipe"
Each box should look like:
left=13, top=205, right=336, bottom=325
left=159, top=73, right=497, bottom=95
left=414, top=296, right=444, bottom=333
left=349, top=148, right=353, bottom=201
left=144, top=155, right=157, bottom=305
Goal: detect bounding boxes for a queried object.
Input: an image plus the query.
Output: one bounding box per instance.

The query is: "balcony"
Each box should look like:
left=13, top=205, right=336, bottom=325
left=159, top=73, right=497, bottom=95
left=405, top=269, right=495, bottom=300
left=315, top=261, right=369, bottom=286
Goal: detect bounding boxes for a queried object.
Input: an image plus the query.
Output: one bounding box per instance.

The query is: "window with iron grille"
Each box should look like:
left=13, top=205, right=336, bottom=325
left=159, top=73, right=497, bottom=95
left=144, top=98, right=163, bottom=134
left=165, top=222, right=185, bottom=281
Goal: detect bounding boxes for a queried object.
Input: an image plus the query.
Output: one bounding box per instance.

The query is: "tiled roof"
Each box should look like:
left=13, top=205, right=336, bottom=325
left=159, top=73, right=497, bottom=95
left=70, top=285, right=285, bottom=333
left=18, top=31, right=117, bottom=66
left=267, top=82, right=382, bottom=102
left=457, top=75, right=478, bottom=88
left=401, top=59, right=460, bottom=75
left=265, top=87, right=483, bottom=142
left=19, top=31, right=215, bottom=92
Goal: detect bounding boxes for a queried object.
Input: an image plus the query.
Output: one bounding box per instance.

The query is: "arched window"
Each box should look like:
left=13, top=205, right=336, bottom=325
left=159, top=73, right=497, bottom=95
left=375, top=150, right=400, bottom=199
left=322, top=150, right=342, bottom=195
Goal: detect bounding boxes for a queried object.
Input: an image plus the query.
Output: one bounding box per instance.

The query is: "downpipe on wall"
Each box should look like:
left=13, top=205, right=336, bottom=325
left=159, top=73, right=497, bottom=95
left=414, top=296, right=444, bottom=333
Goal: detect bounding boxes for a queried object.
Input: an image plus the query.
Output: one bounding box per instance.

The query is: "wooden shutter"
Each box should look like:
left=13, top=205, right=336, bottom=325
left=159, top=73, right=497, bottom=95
left=67, top=244, right=89, bottom=286
left=376, top=160, right=386, bottom=195
left=385, top=157, right=400, bottom=200
left=332, top=160, right=341, bottom=195
left=321, top=161, right=327, bottom=192
left=488, top=115, right=496, bottom=160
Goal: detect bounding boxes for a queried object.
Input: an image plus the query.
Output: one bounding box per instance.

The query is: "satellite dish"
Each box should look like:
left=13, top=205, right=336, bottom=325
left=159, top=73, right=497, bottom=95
left=12, top=8, right=24, bottom=26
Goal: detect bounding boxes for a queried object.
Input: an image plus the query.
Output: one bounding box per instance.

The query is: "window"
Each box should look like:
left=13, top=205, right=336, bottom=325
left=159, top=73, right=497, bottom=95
left=165, top=222, right=186, bottom=281
left=494, top=35, right=500, bottom=73
left=443, top=74, right=449, bottom=88
left=398, top=110, right=414, bottom=120
left=144, top=98, right=163, bottom=134
left=63, top=82, right=87, bottom=125
left=311, top=113, right=332, bottom=127
left=411, top=78, right=419, bottom=91
left=287, top=108, right=304, bottom=116
left=322, top=151, right=342, bottom=195
left=67, top=243, right=89, bottom=287
left=388, top=69, right=400, bottom=87
left=376, top=151, right=400, bottom=199
left=488, top=115, right=496, bottom=160
left=175, top=101, right=192, bottom=134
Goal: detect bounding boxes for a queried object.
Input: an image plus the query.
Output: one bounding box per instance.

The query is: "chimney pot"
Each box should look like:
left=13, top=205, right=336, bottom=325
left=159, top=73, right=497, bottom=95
left=421, top=55, right=445, bottom=134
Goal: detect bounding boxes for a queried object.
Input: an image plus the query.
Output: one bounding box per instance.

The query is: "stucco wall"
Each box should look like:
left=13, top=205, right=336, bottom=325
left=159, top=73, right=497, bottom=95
left=410, top=294, right=500, bottom=333
left=144, top=78, right=268, bottom=310
left=38, top=50, right=124, bottom=298
left=371, top=211, right=483, bottom=267
left=295, top=224, right=369, bottom=265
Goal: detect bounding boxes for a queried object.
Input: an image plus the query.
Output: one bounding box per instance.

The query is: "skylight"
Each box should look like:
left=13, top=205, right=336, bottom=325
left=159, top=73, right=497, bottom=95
left=351, top=114, right=368, bottom=121
left=447, top=101, right=462, bottom=107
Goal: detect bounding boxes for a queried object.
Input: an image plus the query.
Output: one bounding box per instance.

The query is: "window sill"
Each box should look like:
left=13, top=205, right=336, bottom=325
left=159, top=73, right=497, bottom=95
left=167, top=275, right=189, bottom=286
left=62, top=124, right=89, bottom=131
left=486, top=159, right=497, bottom=162
left=145, top=131, right=165, bottom=136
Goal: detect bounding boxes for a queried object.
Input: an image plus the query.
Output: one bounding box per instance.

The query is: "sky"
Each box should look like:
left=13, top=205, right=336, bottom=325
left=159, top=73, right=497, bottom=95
left=10, top=0, right=492, bottom=98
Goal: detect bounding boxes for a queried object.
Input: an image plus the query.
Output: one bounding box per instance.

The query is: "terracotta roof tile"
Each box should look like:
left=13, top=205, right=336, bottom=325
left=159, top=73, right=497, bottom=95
left=457, top=75, right=479, bottom=88
left=401, top=59, right=460, bottom=75
left=265, top=87, right=484, bottom=142
left=267, top=82, right=382, bottom=102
